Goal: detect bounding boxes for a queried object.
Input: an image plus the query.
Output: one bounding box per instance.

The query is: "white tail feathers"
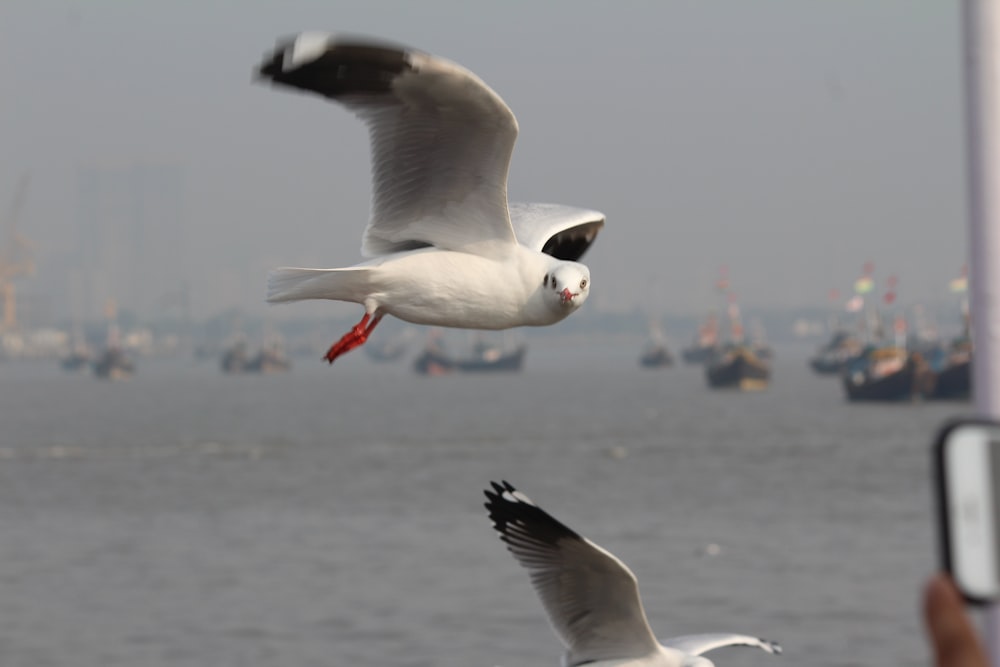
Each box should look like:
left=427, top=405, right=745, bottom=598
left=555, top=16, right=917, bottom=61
left=266, top=267, right=372, bottom=304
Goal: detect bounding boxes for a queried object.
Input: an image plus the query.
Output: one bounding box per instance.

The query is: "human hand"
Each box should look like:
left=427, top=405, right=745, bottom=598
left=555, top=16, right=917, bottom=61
left=925, top=573, right=989, bottom=667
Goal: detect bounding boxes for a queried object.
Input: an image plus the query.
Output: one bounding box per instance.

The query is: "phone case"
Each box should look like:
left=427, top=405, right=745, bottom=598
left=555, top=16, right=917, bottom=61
left=933, top=417, right=1000, bottom=605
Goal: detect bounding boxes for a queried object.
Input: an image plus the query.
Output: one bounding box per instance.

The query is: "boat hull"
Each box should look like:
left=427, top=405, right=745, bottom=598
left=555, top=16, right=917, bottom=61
left=810, top=358, right=844, bottom=375
left=706, top=349, right=771, bottom=390
left=413, top=345, right=526, bottom=375
left=93, top=349, right=134, bottom=380
left=639, top=346, right=674, bottom=368
left=682, top=345, right=718, bottom=365
left=928, top=359, right=971, bottom=400
left=842, top=352, right=935, bottom=402
left=843, top=366, right=916, bottom=402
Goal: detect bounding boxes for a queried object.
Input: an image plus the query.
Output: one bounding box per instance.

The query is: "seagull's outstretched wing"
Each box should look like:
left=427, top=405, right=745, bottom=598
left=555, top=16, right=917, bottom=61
left=508, top=203, right=605, bottom=261
left=660, top=633, right=783, bottom=657
left=484, top=481, right=661, bottom=666
left=256, top=32, right=519, bottom=257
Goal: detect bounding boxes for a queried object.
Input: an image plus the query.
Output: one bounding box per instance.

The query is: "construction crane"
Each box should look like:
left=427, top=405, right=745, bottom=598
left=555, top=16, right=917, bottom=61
left=0, top=173, right=35, bottom=332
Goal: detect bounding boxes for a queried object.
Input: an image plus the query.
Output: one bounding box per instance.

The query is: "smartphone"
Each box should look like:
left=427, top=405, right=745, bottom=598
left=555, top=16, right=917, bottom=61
left=935, top=418, right=1000, bottom=603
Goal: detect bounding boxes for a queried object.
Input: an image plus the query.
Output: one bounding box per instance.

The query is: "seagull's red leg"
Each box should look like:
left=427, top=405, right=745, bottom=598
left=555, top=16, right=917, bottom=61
left=323, top=313, right=383, bottom=364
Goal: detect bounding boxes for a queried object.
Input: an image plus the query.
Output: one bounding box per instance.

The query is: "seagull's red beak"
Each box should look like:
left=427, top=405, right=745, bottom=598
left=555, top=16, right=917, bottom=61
left=560, top=288, right=575, bottom=304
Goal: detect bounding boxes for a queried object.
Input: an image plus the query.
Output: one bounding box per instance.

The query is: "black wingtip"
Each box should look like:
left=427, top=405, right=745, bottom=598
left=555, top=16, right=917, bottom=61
left=483, top=480, right=508, bottom=514
left=484, top=480, right=581, bottom=546
left=254, top=34, right=413, bottom=99
left=483, top=479, right=514, bottom=500
left=484, top=480, right=518, bottom=532
left=255, top=51, right=282, bottom=82
left=255, top=34, right=301, bottom=83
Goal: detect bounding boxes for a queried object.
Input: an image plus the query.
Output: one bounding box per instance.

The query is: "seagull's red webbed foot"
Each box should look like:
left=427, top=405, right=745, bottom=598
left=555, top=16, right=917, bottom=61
left=324, top=313, right=383, bottom=364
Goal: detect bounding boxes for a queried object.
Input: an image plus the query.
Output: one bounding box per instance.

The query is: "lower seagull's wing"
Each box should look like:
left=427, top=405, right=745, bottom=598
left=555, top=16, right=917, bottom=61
left=660, top=633, right=782, bottom=657
left=484, top=481, right=662, bottom=666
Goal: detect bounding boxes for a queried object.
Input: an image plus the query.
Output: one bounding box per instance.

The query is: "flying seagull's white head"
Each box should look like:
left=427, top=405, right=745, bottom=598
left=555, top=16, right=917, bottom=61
left=254, top=33, right=605, bottom=365
left=542, top=263, right=591, bottom=310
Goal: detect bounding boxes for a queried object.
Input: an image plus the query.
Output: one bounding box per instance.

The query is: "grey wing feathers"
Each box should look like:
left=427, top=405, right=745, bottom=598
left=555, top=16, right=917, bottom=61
left=660, top=633, right=783, bottom=657
left=256, top=32, right=520, bottom=257
left=484, top=481, right=661, bottom=666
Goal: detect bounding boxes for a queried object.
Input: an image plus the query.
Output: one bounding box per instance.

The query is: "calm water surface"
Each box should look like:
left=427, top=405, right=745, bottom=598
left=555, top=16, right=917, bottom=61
left=0, top=341, right=968, bottom=666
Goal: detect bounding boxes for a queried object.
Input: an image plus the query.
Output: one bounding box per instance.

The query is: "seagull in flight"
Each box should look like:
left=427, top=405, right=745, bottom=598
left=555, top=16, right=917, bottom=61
left=484, top=481, right=782, bottom=667
left=254, top=33, right=605, bottom=364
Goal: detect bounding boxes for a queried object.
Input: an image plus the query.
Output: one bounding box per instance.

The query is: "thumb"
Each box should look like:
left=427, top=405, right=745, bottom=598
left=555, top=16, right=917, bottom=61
left=925, top=573, right=989, bottom=667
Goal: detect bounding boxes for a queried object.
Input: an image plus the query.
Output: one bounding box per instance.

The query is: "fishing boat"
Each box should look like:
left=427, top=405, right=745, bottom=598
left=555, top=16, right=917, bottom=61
left=93, top=346, right=134, bottom=380
left=809, top=330, right=864, bottom=376
left=639, top=343, right=673, bottom=369
left=92, top=320, right=134, bottom=380
left=841, top=345, right=934, bottom=402
left=928, top=340, right=972, bottom=400
left=705, top=344, right=770, bottom=390
left=836, top=272, right=943, bottom=401
left=681, top=313, right=720, bottom=365
left=704, top=293, right=771, bottom=391
left=413, top=331, right=526, bottom=375
left=220, top=338, right=250, bottom=373
left=927, top=270, right=973, bottom=400
left=638, top=320, right=673, bottom=369
left=221, top=337, right=291, bottom=374
left=246, top=341, right=292, bottom=373
left=93, top=348, right=134, bottom=379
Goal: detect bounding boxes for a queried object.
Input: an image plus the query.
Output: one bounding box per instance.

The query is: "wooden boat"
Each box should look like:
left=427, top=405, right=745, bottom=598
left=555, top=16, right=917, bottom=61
left=682, top=313, right=720, bottom=365
left=413, top=332, right=526, bottom=375
left=639, top=344, right=674, bottom=369
left=809, top=330, right=864, bottom=376
left=638, top=320, right=673, bottom=368
left=926, top=287, right=972, bottom=400
left=221, top=338, right=291, bottom=374
left=92, top=321, right=133, bottom=380
left=841, top=345, right=935, bottom=402
left=927, top=338, right=972, bottom=400
left=246, top=344, right=291, bottom=373
left=703, top=289, right=771, bottom=390
left=93, top=347, right=134, bottom=380
left=705, top=345, right=770, bottom=391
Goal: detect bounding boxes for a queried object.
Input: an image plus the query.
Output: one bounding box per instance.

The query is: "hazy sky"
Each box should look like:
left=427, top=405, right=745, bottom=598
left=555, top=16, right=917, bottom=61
left=0, top=1, right=965, bottom=322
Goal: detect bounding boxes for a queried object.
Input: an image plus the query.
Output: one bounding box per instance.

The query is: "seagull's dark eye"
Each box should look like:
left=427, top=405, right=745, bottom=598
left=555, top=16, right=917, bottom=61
left=580, top=278, right=588, bottom=289
left=542, top=274, right=548, bottom=287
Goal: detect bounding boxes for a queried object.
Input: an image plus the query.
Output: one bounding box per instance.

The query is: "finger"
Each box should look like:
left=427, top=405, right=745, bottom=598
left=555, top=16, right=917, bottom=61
left=924, top=573, right=988, bottom=667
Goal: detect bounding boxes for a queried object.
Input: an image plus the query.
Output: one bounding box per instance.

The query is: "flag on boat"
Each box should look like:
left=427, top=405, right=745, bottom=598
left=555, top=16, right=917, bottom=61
left=854, top=276, right=874, bottom=294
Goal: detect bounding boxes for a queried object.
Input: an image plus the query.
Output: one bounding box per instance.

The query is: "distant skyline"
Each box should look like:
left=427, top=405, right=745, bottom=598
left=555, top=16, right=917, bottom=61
left=0, top=1, right=966, bottom=326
